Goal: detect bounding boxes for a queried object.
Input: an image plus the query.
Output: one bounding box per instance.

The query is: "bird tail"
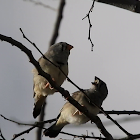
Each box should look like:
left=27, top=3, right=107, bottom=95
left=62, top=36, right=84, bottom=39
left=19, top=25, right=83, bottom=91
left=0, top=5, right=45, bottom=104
left=43, top=122, right=63, bottom=138
left=33, top=96, right=46, bottom=118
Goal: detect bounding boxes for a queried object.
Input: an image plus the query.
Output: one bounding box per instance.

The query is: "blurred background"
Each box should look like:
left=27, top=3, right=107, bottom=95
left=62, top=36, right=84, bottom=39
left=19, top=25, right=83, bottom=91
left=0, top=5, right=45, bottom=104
left=0, top=0, right=140, bottom=140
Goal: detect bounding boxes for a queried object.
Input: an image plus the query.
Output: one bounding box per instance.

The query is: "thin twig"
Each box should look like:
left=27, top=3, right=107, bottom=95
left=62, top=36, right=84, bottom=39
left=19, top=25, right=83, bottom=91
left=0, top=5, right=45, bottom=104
left=0, top=129, right=6, bottom=140
left=0, top=114, right=56, bottom=140
left=0, top=114, right=34, bottom=127
left=12, top=126, right=36, bottom=140
left=82, top=0, right=95, bottom=51
left=23, top=0, right=56, bottom=11
left=101, top=107, right=132, bottom=136
left=60, top=131, right=106, bottom=140
left=49, top=0, right=65, bottom=46
left=0, top=114, right=56, bottom=127
left=99, top=110, right=140, bottom=115
left=36, top=100, right=46, bottom=140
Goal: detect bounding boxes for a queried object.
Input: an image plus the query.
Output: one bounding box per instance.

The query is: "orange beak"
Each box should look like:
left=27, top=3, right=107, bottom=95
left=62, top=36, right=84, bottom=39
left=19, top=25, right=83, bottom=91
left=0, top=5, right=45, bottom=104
left=67, top=44, right=73, bottom=50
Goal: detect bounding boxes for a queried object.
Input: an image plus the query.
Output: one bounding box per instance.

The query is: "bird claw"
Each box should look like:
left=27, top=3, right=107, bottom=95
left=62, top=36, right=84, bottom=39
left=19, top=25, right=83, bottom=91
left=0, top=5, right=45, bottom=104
left=72, top=105, right=84, bottom=116
left=49, top=84, right=54, bottom=90
left=43, top=82, right=49, bottom=89
left=43, top=78, right=55, bottom=90
left=72, top=110, right=83, bottom=116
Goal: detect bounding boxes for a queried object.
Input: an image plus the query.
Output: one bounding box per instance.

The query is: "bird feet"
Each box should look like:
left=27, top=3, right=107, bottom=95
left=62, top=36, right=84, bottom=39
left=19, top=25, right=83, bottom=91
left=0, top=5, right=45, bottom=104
left=43, top=78, right=55, bottom=90
left=72, top=105, right=84, bottom=116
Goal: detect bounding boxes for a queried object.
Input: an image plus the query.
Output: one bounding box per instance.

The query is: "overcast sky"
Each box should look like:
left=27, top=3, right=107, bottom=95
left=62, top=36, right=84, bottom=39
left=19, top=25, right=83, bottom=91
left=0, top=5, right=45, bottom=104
left=0, top=0, right=140, bottom=140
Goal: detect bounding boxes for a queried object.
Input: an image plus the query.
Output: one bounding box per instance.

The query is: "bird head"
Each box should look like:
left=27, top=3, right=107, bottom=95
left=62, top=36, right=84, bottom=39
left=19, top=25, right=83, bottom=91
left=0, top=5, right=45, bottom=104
left=86, top=76, right=108, bottom=107
left=48, top=42, right=73, bottom=65
left=91, top=76, right=108, bottom=100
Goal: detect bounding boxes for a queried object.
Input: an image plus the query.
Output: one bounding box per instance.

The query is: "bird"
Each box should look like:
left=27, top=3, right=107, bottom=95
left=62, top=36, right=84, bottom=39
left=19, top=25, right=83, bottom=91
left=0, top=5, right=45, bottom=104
left=32, top=42, right=73, bottom=118
left=43, top=76, right=108, bottom=138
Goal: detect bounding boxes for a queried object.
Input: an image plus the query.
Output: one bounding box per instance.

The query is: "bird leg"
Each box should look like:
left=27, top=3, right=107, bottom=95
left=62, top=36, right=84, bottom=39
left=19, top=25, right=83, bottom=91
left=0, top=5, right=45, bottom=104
left=43, top=78, right=55, bottom=90
left=72, top=105, right=84, bottom=116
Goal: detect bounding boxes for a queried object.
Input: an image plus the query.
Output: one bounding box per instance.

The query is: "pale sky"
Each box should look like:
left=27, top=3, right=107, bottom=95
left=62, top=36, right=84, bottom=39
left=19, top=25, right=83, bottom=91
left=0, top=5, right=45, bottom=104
left=0, top=0, right=140, bottom=140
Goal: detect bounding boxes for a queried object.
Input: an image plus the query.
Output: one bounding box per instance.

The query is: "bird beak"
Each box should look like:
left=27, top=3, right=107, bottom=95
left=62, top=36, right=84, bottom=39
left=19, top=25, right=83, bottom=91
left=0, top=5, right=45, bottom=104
left=67, top=45, right=73, bottom=50
left=91, top=81, right=98, bottom=85
left=94, top=79, right=99, bottom=84
left=91, top=78, right=100, bottom=85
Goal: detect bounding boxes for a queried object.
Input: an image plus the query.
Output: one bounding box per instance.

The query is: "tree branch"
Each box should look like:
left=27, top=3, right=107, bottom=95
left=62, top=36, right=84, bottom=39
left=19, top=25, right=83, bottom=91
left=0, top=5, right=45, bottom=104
left=0, top=114, right=56, bottom=127
left=49, top=0, right=65, bottom=46
left=99, top=110, right=140, bottom=115
left=23, top=0, right=56, bottom=11
left=0, top=114, right=56, bottom=139
left=12, top=126, right=36, bottom=140
left=0, top=129, right=6, bottom=140
left=82, top=0, right=95, bottom=51
left=60, top=131, right=106, bottom=140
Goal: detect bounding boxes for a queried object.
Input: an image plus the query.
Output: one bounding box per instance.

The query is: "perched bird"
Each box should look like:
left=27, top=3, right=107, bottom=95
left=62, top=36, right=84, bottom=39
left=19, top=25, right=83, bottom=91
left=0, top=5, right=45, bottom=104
left=32, top=42, right=73, bottom=118
left=43, top=76, right=108, bottom=138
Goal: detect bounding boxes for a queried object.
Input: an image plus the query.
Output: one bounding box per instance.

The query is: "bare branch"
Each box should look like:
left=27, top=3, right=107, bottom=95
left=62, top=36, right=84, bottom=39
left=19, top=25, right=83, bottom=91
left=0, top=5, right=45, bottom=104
left=0, top=114, right=56, bottom=127
left=0, top=129, right=6, bottom=140
left=23, top=0, right=56, bottom=11
left=0, top=114, right=34, bottom=127
left=119, top=134, right=140, bottom=140
left=82, top=0, right=95, bottom=51
left=102, top=116, right=140, bottom=127
left=99, top=110, right=140, bottom=115
left=100, top=107, right=132, bottom=136
left=0, top=114, right=56, bottom=139
left=12, top=126, right=36, bottom=140
left=49, top=0, right=66, bottom=46
left=60, top=131, right=106, bottom=140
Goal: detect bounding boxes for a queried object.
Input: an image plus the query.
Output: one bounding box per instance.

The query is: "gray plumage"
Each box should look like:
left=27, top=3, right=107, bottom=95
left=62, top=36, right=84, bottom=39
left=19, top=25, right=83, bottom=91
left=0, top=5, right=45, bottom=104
left=32, top=42, right=73, bottom=118
left=43, top=76, right=108, bottom=138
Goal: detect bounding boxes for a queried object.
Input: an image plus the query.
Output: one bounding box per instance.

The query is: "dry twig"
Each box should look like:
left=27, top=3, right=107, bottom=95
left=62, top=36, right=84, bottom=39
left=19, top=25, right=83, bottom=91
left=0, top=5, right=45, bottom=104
left=82, top=0, right=95, bottom=51
left=0, top=129, right=6, bottom=140
left=23, top=0, right=56, bottom=11
left=0, top=114, right=56, bottom=139
left=99, top=110, right=140, bottom=115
